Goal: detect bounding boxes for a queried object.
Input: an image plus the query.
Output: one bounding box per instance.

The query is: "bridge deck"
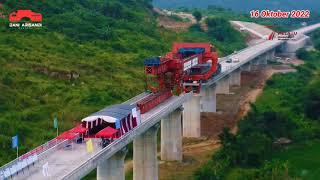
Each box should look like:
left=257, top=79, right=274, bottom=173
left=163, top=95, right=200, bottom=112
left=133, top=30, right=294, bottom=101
left=202, top=39, right=283, bottom=86
left=12, top=93, right=192, bottom=180
left=15, top=142, right=101, bottom=180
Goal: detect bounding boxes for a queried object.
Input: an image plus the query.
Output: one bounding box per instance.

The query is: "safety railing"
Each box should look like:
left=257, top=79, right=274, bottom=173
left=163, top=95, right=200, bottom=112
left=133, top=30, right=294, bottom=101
left=204, top=40, right=284, bottom=86
left=61, top=93, right=193, bottom=180
left=0, top=138, right=67, bottom=180
left=123, top=92, right=149, bottom=105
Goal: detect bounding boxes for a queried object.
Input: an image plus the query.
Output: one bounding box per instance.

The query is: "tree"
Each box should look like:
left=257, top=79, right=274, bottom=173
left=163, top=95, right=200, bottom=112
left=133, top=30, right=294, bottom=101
left=219, top=128, right=236, bottom=149
left=206, top=17, right=238, bottom=42
left=296, top=48, right=310, bottom=60
left=314, top=39, right=320, bottom=51
left=192, top=10, right=202, bottom=23
left=305, top=79, right=320, bottom=120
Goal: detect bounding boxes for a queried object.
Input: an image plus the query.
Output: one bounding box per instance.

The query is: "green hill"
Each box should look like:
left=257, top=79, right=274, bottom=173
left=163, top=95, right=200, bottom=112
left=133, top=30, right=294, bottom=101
left=0, top=1, right=247, bottom=165
left=0, top=0, right=175, bottom=165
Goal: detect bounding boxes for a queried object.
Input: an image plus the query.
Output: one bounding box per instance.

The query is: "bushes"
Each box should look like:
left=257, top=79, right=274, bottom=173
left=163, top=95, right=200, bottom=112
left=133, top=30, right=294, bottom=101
left=239, top=110, right=298, bottom=139
left=304, top=79, right=320, bottom=120
left=219, top=127, right=273, bottom=167
left=206, top=17, right=238, bottom=42
left=311, top=29, right=320, bottom=51
left=192, top=10, right=202, bottom=22
left=2, top=73, right=14, bottom=86
left=189, top=24, right=202, bottom=32
left=0, top=0, right=163, bottom=165
left=194, top=152, right=231, bottom=180
left=296, top=48, right=311, bottom=60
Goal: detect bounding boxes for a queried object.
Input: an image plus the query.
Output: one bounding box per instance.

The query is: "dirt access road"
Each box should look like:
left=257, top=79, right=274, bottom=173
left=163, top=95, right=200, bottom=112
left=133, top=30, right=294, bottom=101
left=155, top=8, right=209, bottom=32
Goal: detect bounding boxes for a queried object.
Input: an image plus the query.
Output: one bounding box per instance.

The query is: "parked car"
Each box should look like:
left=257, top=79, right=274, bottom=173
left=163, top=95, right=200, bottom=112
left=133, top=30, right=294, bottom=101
left=232, top=57, right=240, bottom=63
left=226, top=57, right=232, bottom=63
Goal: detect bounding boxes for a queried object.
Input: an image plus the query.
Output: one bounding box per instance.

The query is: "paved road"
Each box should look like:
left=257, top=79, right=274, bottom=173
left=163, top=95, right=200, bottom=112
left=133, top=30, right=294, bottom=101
left=231, top=21, right=274, bottom=38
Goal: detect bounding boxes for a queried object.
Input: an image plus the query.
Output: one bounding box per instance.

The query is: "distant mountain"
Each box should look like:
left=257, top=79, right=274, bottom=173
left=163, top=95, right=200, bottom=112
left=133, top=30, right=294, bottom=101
left=153, top=0, right=320, bottom=13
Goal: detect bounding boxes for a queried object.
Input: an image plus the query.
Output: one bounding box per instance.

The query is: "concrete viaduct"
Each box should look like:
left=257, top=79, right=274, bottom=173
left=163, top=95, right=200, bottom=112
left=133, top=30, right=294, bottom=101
left=1, top=23, right=320, bottom=180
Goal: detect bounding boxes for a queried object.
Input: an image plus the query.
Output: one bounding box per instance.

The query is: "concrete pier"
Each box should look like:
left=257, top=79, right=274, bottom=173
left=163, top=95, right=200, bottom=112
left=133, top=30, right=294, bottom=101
left=251, top=57, right=261, bottom=71
left=284, top=35, right=310, bottom=55
left=241, top=63, right=251, bottom=72
left=183, top=95, right=201, bottom=137
left=97, top=148, right=127, bottom=180
left=266, top=50, right=273, bottom=61
left=133, top=126, right=159, bottom=180
left=161, top=108, right=183, bottom=161
left=216, top=75, right=230, bottom=94
left=260, top=54, right=268, bottom=65
left=200, top=86, right=217, bottom=113
left=229, top=68, right=241, bottom=86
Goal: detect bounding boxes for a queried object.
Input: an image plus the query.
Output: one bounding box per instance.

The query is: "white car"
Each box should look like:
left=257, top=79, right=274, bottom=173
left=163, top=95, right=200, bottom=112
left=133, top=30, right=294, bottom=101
left=232, top=57, right=239, bottom=63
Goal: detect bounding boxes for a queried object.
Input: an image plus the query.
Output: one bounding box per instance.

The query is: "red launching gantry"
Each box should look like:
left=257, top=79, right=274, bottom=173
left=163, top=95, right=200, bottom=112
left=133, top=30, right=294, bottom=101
left=138, top=42, right=221, bottom=113
left=35, top=43, right=221, bottom=151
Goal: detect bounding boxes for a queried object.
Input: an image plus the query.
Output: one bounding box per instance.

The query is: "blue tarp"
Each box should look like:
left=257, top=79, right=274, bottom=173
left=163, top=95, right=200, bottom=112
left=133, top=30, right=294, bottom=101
left=91, top=104, right=135, bottom=120
left=178, top=48, right=205, bottom=54
left=83, top=104, right=136, bottom=127
left=144, top=57, right=161, bottom=66
left=115, top=120, right=121, bottom=129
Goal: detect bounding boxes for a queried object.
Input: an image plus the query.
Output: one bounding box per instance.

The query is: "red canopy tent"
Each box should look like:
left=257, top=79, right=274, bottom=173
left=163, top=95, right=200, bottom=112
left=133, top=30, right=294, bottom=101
left=57, top=131, right=77, bottom=140
left=69, top=125, right=88, bottom=134
left=95, top=127, right=118, bottom=138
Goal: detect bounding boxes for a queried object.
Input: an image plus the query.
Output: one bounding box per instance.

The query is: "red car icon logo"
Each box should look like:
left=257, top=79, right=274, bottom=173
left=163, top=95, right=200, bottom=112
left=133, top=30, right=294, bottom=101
left=9, top=10, right=42, bottom=22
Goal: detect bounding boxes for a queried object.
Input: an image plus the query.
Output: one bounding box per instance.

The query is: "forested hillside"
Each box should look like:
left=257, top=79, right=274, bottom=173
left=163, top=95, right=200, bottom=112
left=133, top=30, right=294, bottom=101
left=0, top=0, right=173, bottom=165
left=0, top=0, right=247, bottom=165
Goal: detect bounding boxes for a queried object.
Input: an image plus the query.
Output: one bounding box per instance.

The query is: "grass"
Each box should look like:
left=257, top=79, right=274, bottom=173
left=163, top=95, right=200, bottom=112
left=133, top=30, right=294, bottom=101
left=224, top=140, right=320, bottom=180
left=272, top=140, right=320, bottom=180
left=0, top=0, right=190, bottom=162
left=0, top=1, right=248, bottom=170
